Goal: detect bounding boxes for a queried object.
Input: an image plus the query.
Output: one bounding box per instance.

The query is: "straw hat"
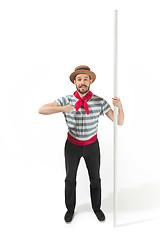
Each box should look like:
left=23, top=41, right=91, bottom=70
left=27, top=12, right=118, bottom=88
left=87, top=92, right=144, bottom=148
left=69, top=65, right=96, bottom=84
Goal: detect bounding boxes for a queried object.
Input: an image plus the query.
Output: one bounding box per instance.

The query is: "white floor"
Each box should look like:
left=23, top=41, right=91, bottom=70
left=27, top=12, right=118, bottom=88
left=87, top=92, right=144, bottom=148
left=1, top=197, right=160, bottom=240
left=63, top=211, right=160, bottom=240
left=36, top=206, right=160, bottom=240
left=1, top=155, right=160, bottom=240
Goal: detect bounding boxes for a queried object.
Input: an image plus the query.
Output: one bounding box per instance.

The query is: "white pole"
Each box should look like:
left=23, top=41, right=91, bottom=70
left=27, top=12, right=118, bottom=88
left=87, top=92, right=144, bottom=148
left=113, top=9, right=118, bottom=228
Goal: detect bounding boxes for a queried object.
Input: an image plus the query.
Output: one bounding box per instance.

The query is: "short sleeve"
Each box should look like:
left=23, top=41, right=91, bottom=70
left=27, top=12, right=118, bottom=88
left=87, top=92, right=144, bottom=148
left=100, top=99, right=111, bottom=116
left=55, top=95, right=70, bottom=107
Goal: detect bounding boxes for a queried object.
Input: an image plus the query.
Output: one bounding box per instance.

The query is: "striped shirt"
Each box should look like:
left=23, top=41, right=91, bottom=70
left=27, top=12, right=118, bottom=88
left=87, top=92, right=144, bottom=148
left=55, top=93, right=111, bottom=141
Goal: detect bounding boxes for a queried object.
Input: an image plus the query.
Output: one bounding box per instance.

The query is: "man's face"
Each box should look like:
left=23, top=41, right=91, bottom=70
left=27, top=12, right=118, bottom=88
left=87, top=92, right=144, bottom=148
left=74, top=74, right=92, bottom=94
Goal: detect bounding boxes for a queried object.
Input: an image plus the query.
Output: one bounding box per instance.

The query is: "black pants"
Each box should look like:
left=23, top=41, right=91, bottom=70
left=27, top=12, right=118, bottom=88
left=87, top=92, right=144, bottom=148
left=64, top=139, right=101, bottom=213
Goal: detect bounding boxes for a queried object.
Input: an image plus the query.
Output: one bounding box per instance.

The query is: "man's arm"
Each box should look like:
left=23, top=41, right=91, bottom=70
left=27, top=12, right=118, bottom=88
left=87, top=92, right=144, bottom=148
left=105, top=109, right=114, bottom=122
left=38, top=101, right=74, bottom=115
left=105, top=97, right=124, bottom=125
left=105, top=105, right=124, bottom=125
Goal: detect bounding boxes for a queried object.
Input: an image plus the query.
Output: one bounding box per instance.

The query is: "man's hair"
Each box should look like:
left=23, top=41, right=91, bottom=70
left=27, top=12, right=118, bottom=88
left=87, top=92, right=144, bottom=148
left=74, top=74, right=91, bottom=80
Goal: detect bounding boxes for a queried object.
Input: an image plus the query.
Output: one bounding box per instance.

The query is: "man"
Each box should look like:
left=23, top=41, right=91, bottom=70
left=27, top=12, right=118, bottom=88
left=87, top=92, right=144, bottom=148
left=38, top=65, right=124, bottom=223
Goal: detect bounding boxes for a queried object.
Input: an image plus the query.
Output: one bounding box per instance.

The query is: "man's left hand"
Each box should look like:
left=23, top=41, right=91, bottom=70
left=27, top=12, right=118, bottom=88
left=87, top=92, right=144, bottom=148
left=112, top=97, right=122, bottom=108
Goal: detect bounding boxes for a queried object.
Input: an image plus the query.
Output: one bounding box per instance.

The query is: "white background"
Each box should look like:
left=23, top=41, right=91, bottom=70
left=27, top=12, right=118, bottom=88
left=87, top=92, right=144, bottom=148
left=1, top=0, right=160, bottom=239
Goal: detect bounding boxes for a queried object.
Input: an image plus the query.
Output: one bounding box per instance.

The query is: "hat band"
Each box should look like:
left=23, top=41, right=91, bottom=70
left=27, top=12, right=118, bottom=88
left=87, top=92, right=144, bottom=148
left=75, top=67, right=89, bottom=71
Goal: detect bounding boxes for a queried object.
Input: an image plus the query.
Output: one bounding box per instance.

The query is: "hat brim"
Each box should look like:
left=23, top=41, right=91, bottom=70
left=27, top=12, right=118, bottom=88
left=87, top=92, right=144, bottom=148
left=69, top=69, right=96, bottom=84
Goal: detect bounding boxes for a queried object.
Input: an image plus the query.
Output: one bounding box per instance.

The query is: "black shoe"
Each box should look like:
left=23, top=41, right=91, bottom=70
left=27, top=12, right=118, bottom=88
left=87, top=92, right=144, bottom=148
left=94, top=210, right=105, bottom=222
left=64, top=211, right=74, bottom=223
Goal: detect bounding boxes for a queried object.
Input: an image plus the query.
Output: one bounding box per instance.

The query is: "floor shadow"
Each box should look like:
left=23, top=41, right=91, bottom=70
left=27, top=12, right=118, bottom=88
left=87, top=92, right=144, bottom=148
left=76, top=202, right=92, bottom=214
left=105, top=181, right=160, bottom=212
left=76, top=181, right=160, bottom=225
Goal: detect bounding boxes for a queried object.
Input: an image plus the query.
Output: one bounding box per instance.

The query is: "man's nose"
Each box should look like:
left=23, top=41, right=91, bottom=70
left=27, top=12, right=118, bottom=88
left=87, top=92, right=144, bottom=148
left=81, top=80, right=86, bottom=84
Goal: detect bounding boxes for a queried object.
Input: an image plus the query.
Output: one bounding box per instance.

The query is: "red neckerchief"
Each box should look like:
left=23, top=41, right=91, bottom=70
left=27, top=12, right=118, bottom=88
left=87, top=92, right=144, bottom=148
left=73, top=90, right=93, bottom=115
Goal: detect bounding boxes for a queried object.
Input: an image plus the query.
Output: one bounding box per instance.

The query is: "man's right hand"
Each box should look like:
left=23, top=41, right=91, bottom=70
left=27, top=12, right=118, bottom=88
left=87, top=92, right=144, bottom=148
left=64, top=104, right=75, bottom=113
left=38, top=101, right=75, bottom=115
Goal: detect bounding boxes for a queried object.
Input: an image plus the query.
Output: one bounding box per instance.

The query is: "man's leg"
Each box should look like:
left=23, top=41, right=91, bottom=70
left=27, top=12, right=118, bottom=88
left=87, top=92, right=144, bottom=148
left=64, top=139, right=82, bottom=213
left=83, top=139, right=101, bottom=212
left=83, top=139, right=105, bottom=221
